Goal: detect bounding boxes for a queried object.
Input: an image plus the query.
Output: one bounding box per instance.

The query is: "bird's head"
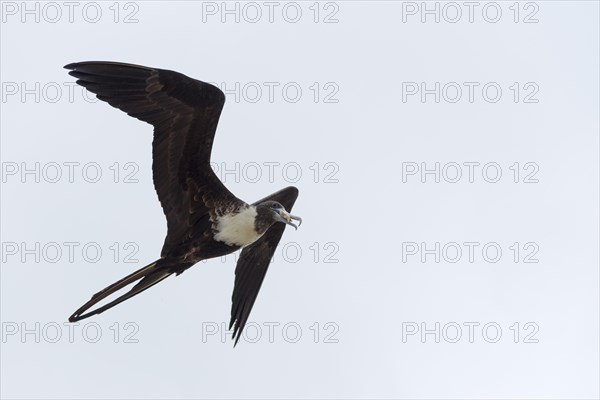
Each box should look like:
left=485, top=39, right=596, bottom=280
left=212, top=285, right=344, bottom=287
left=255, top=201, right=302, bottom=233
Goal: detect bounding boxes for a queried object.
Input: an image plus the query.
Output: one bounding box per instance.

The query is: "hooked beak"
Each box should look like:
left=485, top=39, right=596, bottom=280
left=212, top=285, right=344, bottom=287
left=277, top=209, right=302, bottom=230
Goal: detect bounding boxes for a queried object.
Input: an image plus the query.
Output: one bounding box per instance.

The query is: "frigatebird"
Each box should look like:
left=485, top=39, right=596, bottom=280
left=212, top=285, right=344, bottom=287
left=65, top=61, right=302, bottom=345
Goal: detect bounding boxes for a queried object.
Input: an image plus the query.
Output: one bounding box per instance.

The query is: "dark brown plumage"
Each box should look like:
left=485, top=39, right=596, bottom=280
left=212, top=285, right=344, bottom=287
left=65, top=62, right=301, bottom=345
left=231, top=187, right=298, bottom=344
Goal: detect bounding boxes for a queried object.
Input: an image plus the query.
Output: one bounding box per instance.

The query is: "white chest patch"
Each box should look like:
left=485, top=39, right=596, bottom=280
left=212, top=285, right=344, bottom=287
left=213, top=206, right=261, bottom=247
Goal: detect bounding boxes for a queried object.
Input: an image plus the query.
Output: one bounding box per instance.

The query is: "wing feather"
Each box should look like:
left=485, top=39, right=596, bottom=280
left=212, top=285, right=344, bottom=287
left=65, top=61, right=240, bottom=256
left=229, top=186, right=299, bottom=345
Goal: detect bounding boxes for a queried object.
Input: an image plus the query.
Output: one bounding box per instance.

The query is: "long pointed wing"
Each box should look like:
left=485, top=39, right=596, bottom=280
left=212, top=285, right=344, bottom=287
left=65, top=61, right=240, bottom=256
left=229, top=186, right=299, bottom=345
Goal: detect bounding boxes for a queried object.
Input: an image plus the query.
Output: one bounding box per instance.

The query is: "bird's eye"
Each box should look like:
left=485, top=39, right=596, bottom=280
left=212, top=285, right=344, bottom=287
left=271, top=204, right=278, bottom=209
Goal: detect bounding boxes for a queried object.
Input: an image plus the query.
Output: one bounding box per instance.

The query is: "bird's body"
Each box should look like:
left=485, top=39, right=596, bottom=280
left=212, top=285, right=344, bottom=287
left=64, top=61, right=301, bottom=345
left=214, top=205, right=261, bottom=247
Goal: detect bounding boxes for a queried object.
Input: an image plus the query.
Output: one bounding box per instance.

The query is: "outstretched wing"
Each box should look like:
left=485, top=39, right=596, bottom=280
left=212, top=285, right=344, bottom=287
left=65, top=61, right=240, bottom=255
left=229, top=186, right=299, bottom=345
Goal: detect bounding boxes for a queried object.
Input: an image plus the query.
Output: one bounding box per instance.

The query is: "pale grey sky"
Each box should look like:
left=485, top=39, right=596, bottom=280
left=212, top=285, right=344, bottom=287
left=1, top=1, right=599, bottom=399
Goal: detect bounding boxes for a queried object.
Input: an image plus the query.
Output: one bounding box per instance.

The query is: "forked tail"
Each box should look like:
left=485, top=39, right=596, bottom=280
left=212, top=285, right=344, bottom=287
left=68, top=259, right=173, bottom=322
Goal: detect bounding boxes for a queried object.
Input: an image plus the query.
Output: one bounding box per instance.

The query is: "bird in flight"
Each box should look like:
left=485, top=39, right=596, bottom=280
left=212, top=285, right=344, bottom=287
left=65, top=61, right=302, bottom=345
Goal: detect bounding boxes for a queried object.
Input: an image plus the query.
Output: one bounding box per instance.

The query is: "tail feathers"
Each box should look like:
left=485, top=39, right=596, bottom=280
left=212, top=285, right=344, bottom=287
left=68, top=260, right=173, bottom=322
